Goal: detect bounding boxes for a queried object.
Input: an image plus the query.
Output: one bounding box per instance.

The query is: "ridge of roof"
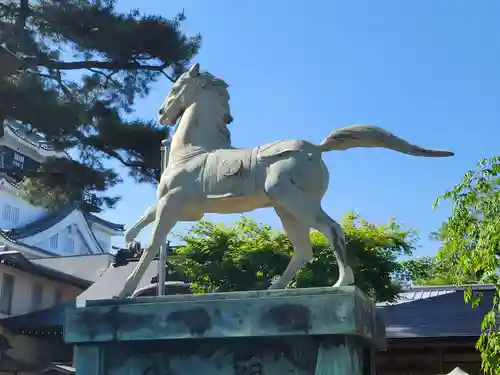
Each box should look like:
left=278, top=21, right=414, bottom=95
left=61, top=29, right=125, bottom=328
left=30, top=253, right=113, bottom=283
left=5, top=122, right=56, bottom=151
left=85, top=212, right=124, bottom=232
left=407, top=283, right=495, bottom=292
left=377, top=283, right=496, bottom=308
left=3, top=203, right=123, bottom=242
left=0, top=234, right=60, bottom=256
left=5, top=204, right=78, bottom=240
left=0, top=251, right=90, bottom=288
left=1, top=203, right=127, bottom=254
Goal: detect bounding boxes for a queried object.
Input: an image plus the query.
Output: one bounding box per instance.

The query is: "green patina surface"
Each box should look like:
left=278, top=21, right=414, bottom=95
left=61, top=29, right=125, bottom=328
left=66, top=286, right=386, bottom=375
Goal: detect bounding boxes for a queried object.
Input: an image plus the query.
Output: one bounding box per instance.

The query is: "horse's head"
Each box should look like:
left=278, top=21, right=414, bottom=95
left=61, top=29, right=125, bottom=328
left=158, top=63, right=233, bottom=126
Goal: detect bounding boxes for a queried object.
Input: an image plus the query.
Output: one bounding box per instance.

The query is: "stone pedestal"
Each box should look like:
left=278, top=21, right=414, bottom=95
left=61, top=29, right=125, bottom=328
left=65, top=286, right=385, bottom=375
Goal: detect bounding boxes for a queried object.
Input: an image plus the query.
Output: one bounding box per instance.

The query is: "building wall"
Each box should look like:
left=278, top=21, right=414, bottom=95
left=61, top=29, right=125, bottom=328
left=0, top=264, right=83, bottom=318
left=33, top=225, right=92, bottom=257
left=0, top=327, right=72, bottom=375
left=0, top=131, right=118, bottom=256
left=0, top=189, right=46, bottom=230
left=376, top=340, right=483, bottom=375
left=0, top=186, right=115, bottom=256
left=0, top=262, right=84, bottom=374
left=90, top=223, right=112, bottom=252
left=0, top=145, right=41, bottom=175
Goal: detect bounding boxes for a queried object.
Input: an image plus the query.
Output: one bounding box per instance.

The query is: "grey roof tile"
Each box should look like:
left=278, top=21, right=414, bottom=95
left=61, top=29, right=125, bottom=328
left=76, top=259, right=164, bottom=305
left=0, top=232, right=59, bottom=256
left=3, top=204, right=123, bottom=243
left=5, top=122, right=56, bottom=151
left=6, top=204, right=76, bottom=240
left=0, top=251, right=90, bottom=288
left=377, top=284, right=494, bottom=339
left=85, top=213, right=124, bottom=232
left=30, top=253, right=114, bottom=283
left=2, top=203, right=124, bottom=254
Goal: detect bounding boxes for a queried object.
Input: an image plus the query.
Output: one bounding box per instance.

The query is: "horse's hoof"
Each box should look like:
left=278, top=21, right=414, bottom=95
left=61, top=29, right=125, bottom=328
left=268, top=282, right=285, bottom=290
left=333, top=267, right=355, bottom=287
left=113, top=293, right=131, bottom=299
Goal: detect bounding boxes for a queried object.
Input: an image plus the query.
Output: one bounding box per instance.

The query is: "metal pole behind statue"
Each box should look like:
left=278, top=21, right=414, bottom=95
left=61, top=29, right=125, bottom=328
left=157, top=139, right=170, bottom=296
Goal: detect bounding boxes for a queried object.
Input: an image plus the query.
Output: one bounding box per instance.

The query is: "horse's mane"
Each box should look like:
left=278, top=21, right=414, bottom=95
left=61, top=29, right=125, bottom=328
left=199, top=72, right=230, bottom=99
left=198, top=71, right=233, bottom=145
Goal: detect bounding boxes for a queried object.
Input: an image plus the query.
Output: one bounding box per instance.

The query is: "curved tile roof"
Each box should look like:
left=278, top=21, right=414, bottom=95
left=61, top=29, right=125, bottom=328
left=377, top=284, right=495, bottom=339
left=85, top=212, right=124, bottom=232
left=3, top=203, right=123, bottom=255
left=6, top=204, right=76, bottom=240
left=0, top=231, right=58, bottom=256
left=5, top=122, right=57, bottom=151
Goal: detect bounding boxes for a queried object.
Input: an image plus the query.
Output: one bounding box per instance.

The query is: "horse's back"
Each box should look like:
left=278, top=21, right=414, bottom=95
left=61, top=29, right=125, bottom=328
left=203, top=147, right=260, bottom=199
left=202, top=140, right=317, bottom=200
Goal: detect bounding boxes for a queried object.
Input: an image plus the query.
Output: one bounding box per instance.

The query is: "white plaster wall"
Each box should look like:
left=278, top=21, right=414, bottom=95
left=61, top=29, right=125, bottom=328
left=22, top=211, right=103, bottom=256
left=0, top=190, right=46, bottom=229
left=90, top=224, right=111, bottom=252
left=33, top=225, right=89, bottom=256
left=0, top=264, right=83, bottom=317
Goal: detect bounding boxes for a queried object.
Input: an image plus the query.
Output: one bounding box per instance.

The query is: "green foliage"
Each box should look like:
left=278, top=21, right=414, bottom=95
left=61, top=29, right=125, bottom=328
left=434, top=156, right=500, bottom=374
left=169, top=212, right=418, bottom=303
left=0, top=0, right=200, bottom=211
left=396, top=257, right=455, bottom=286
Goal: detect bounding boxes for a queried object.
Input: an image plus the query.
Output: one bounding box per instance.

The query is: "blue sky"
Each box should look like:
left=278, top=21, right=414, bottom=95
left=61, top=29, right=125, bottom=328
left=103, top=1, right=499, bottom=256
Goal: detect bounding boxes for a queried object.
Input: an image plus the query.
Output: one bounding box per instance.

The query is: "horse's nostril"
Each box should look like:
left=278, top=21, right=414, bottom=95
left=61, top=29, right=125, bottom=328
left=159, top=108, right=164, bottom=115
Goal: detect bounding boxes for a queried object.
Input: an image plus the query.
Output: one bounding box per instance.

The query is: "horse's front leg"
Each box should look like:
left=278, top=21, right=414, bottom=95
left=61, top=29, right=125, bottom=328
left=124, top=203, right=157, bottom=244
left=116, top=187, right=187, bottom=298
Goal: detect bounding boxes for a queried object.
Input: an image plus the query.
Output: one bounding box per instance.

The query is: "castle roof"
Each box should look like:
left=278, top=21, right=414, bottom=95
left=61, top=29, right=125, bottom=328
left=4, top=203, right=124, bottom=240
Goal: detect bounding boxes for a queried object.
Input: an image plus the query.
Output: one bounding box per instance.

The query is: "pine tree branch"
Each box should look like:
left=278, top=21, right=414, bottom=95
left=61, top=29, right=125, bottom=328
left=87, top=68, right=122, bottom=90
left=24, top=56, right=172, bottom=75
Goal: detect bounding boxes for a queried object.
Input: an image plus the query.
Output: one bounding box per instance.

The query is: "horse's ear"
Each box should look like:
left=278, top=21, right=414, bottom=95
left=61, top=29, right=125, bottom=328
left=187, top=63, right=200, bottom=77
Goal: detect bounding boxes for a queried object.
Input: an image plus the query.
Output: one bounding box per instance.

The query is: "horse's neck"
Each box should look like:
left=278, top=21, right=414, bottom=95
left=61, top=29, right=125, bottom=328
left=169, top=103, right=232, bottom=158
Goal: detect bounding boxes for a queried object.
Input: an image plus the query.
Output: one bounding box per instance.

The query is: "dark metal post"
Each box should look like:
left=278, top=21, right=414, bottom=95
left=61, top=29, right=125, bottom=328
left=157, top=139, right=170, bottom=296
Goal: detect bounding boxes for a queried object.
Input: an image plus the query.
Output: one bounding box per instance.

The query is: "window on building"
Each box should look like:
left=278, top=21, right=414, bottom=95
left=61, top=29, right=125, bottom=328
left=65, top=236, right=75, bottom=253
left=12, top=152, right=24, bottom=169
left=2, top=204, right=19, bottom=224
left=30, top=282, right=43, bottom=311
left=54, top=289, right=63, bottom=306
left=0, top=274, right=14, bottom=315
left=49, top=234, right=59, bottom=249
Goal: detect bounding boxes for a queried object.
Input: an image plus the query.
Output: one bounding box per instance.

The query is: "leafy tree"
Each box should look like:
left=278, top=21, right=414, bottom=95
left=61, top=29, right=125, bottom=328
left=396, top=256, right=454, bottom=286
left=0, top=0, right=200, bottom=212
left=434, top=156, right=500, bottom=375
left=169, top=212, right=419, bottom=303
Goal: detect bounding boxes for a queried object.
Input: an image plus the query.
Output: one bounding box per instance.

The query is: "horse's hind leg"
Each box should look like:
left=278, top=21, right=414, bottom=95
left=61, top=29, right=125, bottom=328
left=116, top=189, right=185, bottom=298
left=265, top=174, right=354, bottom=288
left=124, top=204, right=157, bottom=244
left=313, top=209, right=355, bottom=287
left=269, top=207, right=313, bottom=289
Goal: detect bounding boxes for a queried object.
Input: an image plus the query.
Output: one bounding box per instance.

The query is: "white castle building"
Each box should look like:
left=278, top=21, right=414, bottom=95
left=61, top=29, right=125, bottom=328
left=0, top=122, right=124, bottom=258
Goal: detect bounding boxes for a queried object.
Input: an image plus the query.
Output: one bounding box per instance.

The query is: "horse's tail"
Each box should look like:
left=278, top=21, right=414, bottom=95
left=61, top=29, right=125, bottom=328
left=318, top=124, right=454, bottom=157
